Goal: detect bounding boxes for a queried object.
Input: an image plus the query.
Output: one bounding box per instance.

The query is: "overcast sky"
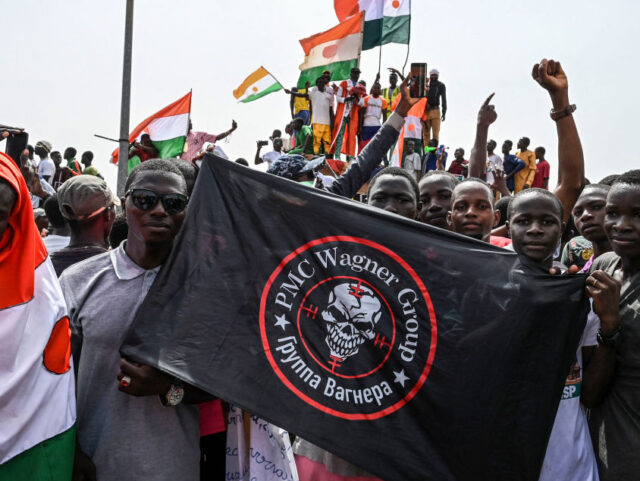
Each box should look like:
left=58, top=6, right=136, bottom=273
left=3, top=0, right=639, bottom=191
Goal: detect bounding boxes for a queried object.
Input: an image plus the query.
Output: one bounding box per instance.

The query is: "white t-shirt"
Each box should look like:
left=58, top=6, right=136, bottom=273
left=538, top=307, right=600, bottom=481
left=43, top=235, right=70, bottom=254
left=38, top=157, right=56, bottom=181
left=403, top=152, right=422, bottom=180
left=486, top=154, right=503, bottom=185
left=362, top=96, right=388, bottom=127
left=309, top=88, right=333, bottom=126
left=262, top=150, right=283, bottom=168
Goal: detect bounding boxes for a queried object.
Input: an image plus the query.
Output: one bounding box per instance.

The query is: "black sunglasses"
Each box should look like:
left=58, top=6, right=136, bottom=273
left=125, top=189, right=188, bottom=214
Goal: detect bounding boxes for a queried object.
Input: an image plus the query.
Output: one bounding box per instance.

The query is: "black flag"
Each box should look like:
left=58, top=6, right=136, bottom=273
left=122, top=155, right=589, bottom=481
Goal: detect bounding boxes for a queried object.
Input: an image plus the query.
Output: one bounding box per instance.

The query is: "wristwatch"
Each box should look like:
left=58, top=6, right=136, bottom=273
left=550, top=104, right=577, bottom=121
left=596, top=326, right=621, bottom=348
left=161, top=379, right=185, bottom=406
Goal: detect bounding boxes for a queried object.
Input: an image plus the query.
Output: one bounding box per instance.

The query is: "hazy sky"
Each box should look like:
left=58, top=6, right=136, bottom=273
left=3, top=0, right=639, bottom=191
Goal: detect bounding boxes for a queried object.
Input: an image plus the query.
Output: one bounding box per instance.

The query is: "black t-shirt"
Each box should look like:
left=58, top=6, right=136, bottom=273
left=51, top=245, right=108, bottom=277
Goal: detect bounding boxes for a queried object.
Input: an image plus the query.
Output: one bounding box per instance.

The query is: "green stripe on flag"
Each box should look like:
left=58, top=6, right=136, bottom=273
left=382, top=15, right=410, bottom=45
left=128, top=154, right=142, bottom=174
left=152, top=136, right=187, bottom=158
left=363, top=18, right=383, bottom=50
left=297, top=59, right=359, bottom=88
left=362, top=15, right=410, bottom=50
left=241, top=82, right=283, bottom=103
left=0, top=426, right=75, bottom=481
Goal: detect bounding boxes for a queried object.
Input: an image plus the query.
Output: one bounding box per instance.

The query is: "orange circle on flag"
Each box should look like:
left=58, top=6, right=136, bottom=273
left=252, top=86, right=258, bottom=92
left=392, top=0, right=400, bottom=8
left=322, top=44, right=339, bottom=59
left=408, top=124, right=416, bottom=131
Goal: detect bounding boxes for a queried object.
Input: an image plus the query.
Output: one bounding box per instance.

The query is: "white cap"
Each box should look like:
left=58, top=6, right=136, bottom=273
left=429, top=69, right=439, bottom=76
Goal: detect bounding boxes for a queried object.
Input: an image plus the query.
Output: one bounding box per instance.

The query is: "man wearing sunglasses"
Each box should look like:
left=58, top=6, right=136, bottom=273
left=60, top=159, right=212, bottom=481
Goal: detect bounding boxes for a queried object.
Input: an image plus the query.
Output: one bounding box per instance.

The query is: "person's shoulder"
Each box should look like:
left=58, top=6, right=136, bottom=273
left=59, top=250, right=112, bottom=283
left=591, top=251, right=621, bottom=273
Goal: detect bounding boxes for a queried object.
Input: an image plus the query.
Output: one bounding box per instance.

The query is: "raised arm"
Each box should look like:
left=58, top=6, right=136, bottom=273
left=328, top=76, right=419, bottom=198
left=215, top=120, right=238, bottom=142
left=255, top=142, right=264, bottom=165
left=468, top=93, right=497, bottom=179
left=532, top=59, right=585, bottom=222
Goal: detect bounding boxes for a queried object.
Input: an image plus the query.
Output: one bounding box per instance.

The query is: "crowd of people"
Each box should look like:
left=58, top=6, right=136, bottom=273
left=1, top=57, right=639, bottom=481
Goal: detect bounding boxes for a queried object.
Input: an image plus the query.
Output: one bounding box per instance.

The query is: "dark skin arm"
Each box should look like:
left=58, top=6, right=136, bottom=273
left=532, top=59, right=585, bottom=223
left=117, top=358, right=215, bottom=404
left=215, top=120, right=238, bottom=142
left=468, top=93, right=497, bottom=180
left=302, top=130, right=313, bottom=154
left=581, top=270, right=621, bottom=408
left=285, top=89, right=310, bottom=99
left=388, top=67, right=405, bottom=81
left=255, top=142, right=264, bottom=165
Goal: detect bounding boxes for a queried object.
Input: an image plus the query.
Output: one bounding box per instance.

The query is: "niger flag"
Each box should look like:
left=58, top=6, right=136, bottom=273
left=123, top=155, right=589, bottom=481
left=111, top=91, right=192, bottom=166
left=0, top=153, right=76, bottom=479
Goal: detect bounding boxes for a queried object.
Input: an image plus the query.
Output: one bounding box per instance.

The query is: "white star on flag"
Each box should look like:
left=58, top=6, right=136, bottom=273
left=393, top=369, right=409, bottom=387
left=274, top=314, right=290, bottom=331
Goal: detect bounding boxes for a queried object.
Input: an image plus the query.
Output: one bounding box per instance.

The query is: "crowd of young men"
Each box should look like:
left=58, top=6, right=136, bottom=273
left=1, top=57, right=639, bottom=481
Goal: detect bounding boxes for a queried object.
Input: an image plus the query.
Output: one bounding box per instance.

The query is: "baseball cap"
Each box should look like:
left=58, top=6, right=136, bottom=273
left=57, top=175, right=120, bottom=221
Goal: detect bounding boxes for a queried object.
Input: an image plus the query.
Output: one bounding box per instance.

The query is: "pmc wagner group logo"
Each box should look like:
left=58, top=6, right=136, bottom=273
left=259, top=236, right=437, bottom=420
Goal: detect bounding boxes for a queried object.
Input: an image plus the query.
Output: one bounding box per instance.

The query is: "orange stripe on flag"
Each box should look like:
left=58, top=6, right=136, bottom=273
left=334, top=0, right=361, bottom=22
left=44, top=316, right=72, bottom=374
left=299, top=11, right=364, bottom=56
left=111, top=91, right=192, bottom=164
left=233, top=67, right=270, bottom=99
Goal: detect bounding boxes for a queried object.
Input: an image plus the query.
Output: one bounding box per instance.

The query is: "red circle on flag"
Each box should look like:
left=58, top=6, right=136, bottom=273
left=259, top=236, right=438, bottom=421
left=322, top=44, right=339, bottom=59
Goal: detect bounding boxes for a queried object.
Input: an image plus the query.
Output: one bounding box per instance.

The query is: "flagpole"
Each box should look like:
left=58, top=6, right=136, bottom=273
left=262, top=66, right=286, bottom=91
left=401, top=9, right=412, bottom=75
left=117, top=0, right=134, bottom=197
left=377, top=44, right=383, bottom=77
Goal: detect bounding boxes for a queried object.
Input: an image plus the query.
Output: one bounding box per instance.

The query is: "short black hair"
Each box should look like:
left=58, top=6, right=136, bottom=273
left=507, top=188, right=563, bottom=221
left=124, top=158, right=186, bottom=193
left=81, top=151, right=93, bottom=161
left=613, top=169, right=640, bottom=186
left=51, top=150, right=61, bottom=158
left=535, top=146, right=546, bottom=155
left=520, top=137, right=530, bottom=147
left=109, top=214, right=128, bottom=249
left=419, top=170, right=459, bottom=190
left=235, top=158, right=249, bottom=167
left=368, top=167, right=419, bottom=200
left=42, top=194, right=68, bottom=229
left=495, top=196, right=513, bottom=228
left=452, top=177, right=494, bottom=205
left=598, top=174, right=620, bottom=186
left=580, top=183, right=610, bottom=196
left=65, top=147, right=77, bottom=157
left=171, top=159, right=198, bottom=196
left=504, top=140, right=513, bottom=146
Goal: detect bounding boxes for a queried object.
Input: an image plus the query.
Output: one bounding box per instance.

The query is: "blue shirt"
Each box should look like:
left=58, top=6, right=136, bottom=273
left=503, top=154, right=525, bottom=191
left=423, top=149, right=448, bottom=173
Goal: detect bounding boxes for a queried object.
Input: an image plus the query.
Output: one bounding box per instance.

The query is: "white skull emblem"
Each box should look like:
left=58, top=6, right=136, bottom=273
left=321, top=282, right=382, bottom=359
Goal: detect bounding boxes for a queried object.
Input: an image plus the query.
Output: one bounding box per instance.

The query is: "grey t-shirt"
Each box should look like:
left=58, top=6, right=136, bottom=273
left=59, top=244, right=200, bottom=481
left=588, top=252, right=640, bottom=481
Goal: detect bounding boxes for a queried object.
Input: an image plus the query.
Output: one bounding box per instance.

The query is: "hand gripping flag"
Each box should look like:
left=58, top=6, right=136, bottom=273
left=122, top=155, right=589, bottom=481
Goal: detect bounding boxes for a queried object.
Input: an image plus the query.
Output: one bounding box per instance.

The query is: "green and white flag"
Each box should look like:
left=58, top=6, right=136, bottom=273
left=233, top=67, right=283, bottom=103
left=297, top=12, right=363, bottom=88
left=335, top=0, right=411, bottom=51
